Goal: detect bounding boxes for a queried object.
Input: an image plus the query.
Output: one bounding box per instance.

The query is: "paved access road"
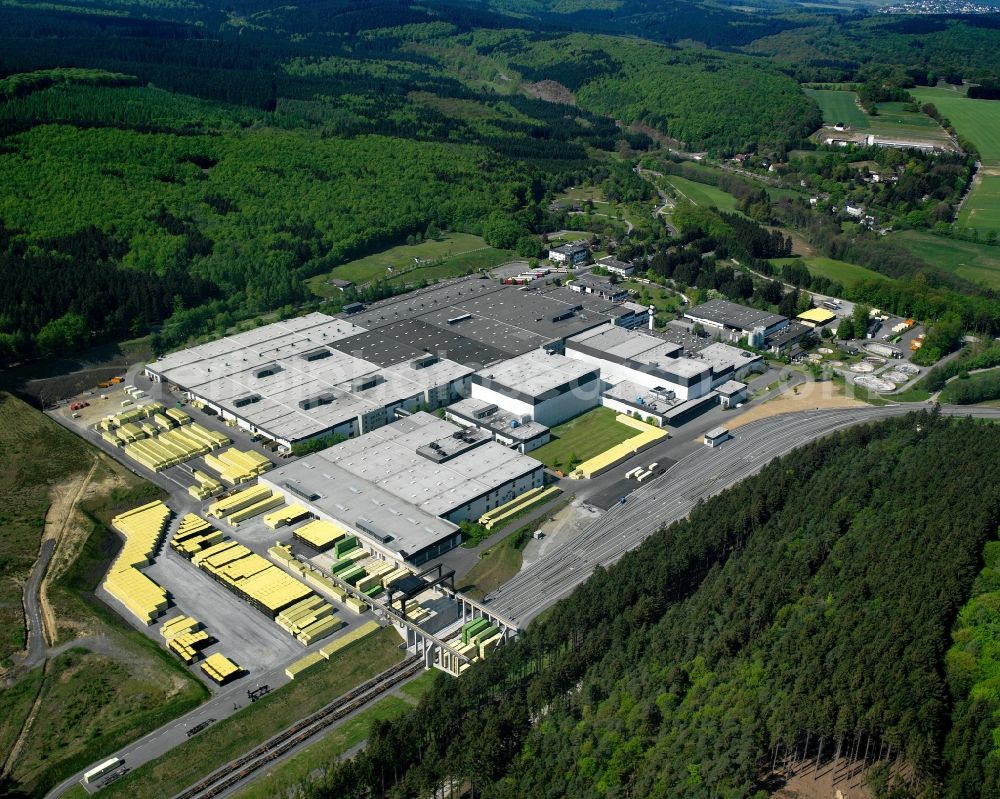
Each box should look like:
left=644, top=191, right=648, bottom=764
left=487, top=405, right=1000, bottom=626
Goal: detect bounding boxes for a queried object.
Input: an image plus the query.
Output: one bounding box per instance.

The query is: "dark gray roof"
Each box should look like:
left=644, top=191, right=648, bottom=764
left=686, top=299, right=787, bottom=332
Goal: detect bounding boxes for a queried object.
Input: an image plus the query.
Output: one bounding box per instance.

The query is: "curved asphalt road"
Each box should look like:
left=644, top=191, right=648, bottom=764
left=487, top=405, right=1000, bottom=626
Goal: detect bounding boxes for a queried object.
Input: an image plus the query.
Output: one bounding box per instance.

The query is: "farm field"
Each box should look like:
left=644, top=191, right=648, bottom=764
left=868, top=101, right=952, bottom=142
left=307, top=233, right=510, bottom=297
left=531, top=407, right=641, bottom=471
left=771, top=256, right=885, bottom=288
left=892, top=230, right=1000, bottom=289
left=661, top=174, right=740, bottom=213
left=911, top=86, right=1000, bottom=164
left=912, top=86, right=1000, bottom=235
left=804, top=88, right=869, bottom=128
left=99, top=626, right=406, bottom=799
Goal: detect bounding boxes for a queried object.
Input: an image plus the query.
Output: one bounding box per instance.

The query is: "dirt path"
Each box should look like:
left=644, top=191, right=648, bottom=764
left=729, top=381, right=867, bottom=429
left=38, top=457, right=99, bottom=646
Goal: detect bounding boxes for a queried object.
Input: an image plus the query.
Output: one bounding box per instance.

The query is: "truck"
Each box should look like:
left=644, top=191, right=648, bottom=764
left=83, top=757, right=122, bottom=785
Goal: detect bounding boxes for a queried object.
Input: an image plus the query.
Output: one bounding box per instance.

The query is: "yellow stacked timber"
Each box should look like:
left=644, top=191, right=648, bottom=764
left=268, top=543, right=295, bottom=566
left=167, top=630, right=211, bottom=663
left=102, top=430, right=123, bottom=447
left=276, top=596, right=341, bottom=643
left=226, top=492, right=284, bottom=526
left=480, top=486, right=560, bottom=530
left=171, top=514, right=223, bottom=557
left=381, top=567, right=411, bottom=590
left=200, top=653, right=240, bottom=684
left=103, top=500, right=173, bottom=625
left=160, top=614, right=201, bottom=639
left=318, top=621, right=381, bottom=659
left=345, top=595, right=368, bottom=614
left=142, top=402, right=165, bottom=418
left=478, top=632, right=503, bottom=659
left=104, top=569, right=168, bottom=625
left=164, top=407, right=192, bottom=426
left=109, top=408, right=144, bottom=428
left=356, top=561, right=394, bottom=593
left=285, top=651, right=324, bottom=679
left=152, top=413, right=175, bottom=432
left=292, top=519, right=348, bottom=551
left=203, top=448, right=273, bottom=485
left=479, top=487, right=544, bottom=526
left=275, top=596, right=326, bottom=631
left=140, top=422, right=158, bottom=438
left=188, top=470, right=224, bottom=501
left=297, top=616, right=341, bottom=645
left=124, top=423, right=230, bottom=472
left=263, top=504, right=310, bottom=530
left=207, top=485, right=272, bottom=519
left=117, top=423, right=146, bottom=444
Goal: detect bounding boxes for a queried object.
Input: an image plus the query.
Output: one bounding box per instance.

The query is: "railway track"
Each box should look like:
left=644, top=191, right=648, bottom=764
left=174, top=655, right=423, bottom=799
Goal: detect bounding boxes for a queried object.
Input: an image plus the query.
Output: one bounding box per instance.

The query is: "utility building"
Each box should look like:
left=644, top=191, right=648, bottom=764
left=470, top=349, right=602, bottom=427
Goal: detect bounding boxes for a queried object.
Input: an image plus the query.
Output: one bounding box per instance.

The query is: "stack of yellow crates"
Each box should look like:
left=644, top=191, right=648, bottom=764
left=165, top=408, right=192, bottom=426
left=188, top=470, right=224, bottom=501
left=292, top=519, right=348, bottom=551
left=103, top=501, right=173, bottom=625
left=171, top=514, right=224, bottom=557
left=207, top=484, right=271, bottom=519
left=124, top=423, right=230, bottom=472
left=202, top=448, right=273, bottom=485
left=275, top=596, right=341, bottom=644
left=263, top=504, right=310, bottom=530
left=200, top=652, right=241, bottom=684
left=160, top=616, right=211, bottom=663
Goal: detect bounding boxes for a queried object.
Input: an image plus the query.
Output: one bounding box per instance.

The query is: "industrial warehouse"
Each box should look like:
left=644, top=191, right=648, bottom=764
left=263, top=411, right=545, bottom=564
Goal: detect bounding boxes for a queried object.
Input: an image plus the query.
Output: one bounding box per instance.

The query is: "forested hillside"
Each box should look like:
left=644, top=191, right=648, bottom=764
left=302, top=412, right=1000, bottom=799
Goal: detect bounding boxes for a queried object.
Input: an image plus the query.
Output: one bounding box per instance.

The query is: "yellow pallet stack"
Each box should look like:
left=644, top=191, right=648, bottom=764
left=124, top=423, right=230, bottom=472
left=292, top=519, right=348, bottom=551
left=276, top=596, right=342, bottom=644
left=103, top=501, right=173, bottom=625
left=226, top=491, right=284, bottom=527
left=165, top=408, right=192, bottom=426
left=356, top=561, right=394, bottom=593
left=188, top=470, right=224, bottom=501
left=319, top=621, right=381, bottom=660
left=285, top=651, right=325, bottom=679
left=160, top=616, right=212, bottom=664
left=207, top=484, right=272, bottom=518
left=200, top=652, right=241, bottom=684
left=263, top=504, right=310, bottom=530
left=203, top=448, right=273, bottom=485
left=171, top=514, right=223, bottom=557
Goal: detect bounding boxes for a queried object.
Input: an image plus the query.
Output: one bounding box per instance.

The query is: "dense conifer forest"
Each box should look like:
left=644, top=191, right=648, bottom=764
left=299, top=412, right=1000, bottom=799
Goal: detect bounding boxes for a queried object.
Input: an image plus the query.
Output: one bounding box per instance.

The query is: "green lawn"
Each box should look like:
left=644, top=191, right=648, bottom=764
left=398, top=669, right=442, bottom=703
left=307, top=233, right=508, bottom=297
left=547, top=229, right=592, bottom=245
left=99, top=627, right=405, bottom=799
left=661, top=175, right=740, bottom=213
left=911, top=86, right=1000, bottom=165
left=771, top=256, right=886, bottom=288
left=457, top=526, right=531, bottom=600
left=621, top=280, right=683, bottom=314
left=868, top=101, right=951, bottom=142
left=957, top=178, right=1000, bottom=237
left=911, top=87, right=1000, bottom=235
left=804, top=88, right=869, bottom=128
left=231, top=695, right=413, bottom=799
left=892, top=230, right=1000, bottom=289
left=531, top=407, right=640, bottom=471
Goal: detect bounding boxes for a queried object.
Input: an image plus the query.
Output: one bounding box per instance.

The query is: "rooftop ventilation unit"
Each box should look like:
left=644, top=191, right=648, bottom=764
left=284, top=480, right=320, bottom=502
left=300, top=348, right=332, bottom=362
left=352, top=374, right=384, bottom=392
left=356, top=518, right=393, bottom=544
left=254, top=364, right=283, bottom=379
left=299, top=393, right=335, bottom=410
left=233, top=394, right=262, bottom=408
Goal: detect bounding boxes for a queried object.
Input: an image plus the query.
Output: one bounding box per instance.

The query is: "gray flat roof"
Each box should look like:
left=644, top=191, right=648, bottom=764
left=146, top=313, right=472, bottom=442
left=685, top=299, right=786, bottom=332
left=301, top=412, right=542, bottom=519
left=693, top=342, right=761, bottom=374
left=569, top=324, right=682, bottom=362
left=445, top=398, right=550, bottom=442
left=260, top=462, right=457, bottom=561
left=474, top=349, right=600, bottom=399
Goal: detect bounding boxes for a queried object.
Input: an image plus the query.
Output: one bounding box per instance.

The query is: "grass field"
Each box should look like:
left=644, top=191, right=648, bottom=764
left=457, top=525, right=531, bottom=600
left=771, top=256, right=885, bottom=288
left=0, top=391, right=91, bottom=666
left=100, top=627, right=405, bottom=799
left=307, top=233, right=511, bottom=297
left=661, top=175, right=740, bottom=213
left=912, top=86, right=1000, bottom=235
left=805, top=88, right=869, bottom=128
left=911, top=86, right=1000, bottom=165
left=892, top=230, right=1000, bottom=289
left=231, top=694, right=414, bottom=799
left=620, top=280, right=683, bottom=316
left=531, top=407, right=640, bottom=471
